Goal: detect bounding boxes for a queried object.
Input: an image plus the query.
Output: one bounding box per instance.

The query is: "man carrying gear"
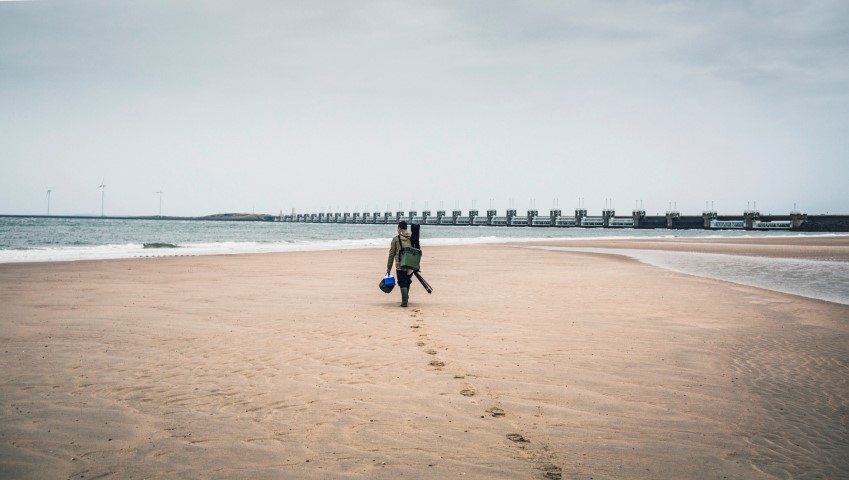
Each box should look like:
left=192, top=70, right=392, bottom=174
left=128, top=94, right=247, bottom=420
left=387, top=221, right=415, bottom=307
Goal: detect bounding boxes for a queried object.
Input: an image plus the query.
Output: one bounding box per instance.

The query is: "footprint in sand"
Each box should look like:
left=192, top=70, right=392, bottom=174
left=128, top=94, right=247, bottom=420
left=486, top=407, right=505, bottom=417
left=429, top=360, right=445, bottom=367
left=416, top=341, right=426, bottom=347
left=460, top=388, right=475, bottom=397
left=506, top=433, right=529, bottom=443
left=540, top=464, right=562, bottom=480
left=425, top=349, right=437, bottom=355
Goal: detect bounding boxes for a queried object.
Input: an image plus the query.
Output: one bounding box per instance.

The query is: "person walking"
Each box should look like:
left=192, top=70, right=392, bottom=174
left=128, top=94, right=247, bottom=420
left=387, top=220, right=414, bottom=307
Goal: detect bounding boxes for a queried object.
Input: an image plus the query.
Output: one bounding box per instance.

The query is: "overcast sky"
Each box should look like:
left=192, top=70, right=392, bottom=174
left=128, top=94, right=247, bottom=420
left=1, top=0, right=847, bottom=217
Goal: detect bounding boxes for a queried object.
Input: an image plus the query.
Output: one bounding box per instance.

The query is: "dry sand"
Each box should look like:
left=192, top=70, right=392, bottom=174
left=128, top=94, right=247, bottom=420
left=1, top=238, right=847, bottom=479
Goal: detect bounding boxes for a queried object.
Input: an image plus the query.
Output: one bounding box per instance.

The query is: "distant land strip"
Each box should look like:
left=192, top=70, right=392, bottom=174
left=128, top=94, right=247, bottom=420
left=0, top=213, right=276, bottom=222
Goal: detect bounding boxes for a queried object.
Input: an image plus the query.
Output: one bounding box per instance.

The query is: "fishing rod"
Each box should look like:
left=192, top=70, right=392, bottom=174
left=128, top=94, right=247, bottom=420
left=414, top=271, right=433, bottom=294
left=410, top=223, right=433, bottom=294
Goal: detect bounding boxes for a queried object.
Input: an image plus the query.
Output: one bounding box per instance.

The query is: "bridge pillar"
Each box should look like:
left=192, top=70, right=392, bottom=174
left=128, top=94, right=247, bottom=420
left=550, top=209, right=561, bottom=225
left=666, top=211, right=680, bottom=229
left=632, top=210, right=645, bottom=228
left=487, top=209, right=497, bottom=226
left=469, top=210, right=479, bottom=224
left=506, top=209, right=517, bottom=225
left=602, top=209, right=615, bottom=228
left=790, top=211, right=807, bottom=230
left=744, top=210, right=759, bottom=230
left=452, top=210, right=462, bottom=225
left=527, top=210, right=538, bottom=226
left=575, top=209, right=587, bottom=227
left=422, top=210, right=430, bottom=223
left=702, top=211, right=717, bottom=229
left=395, top=211, right=405, bottom=223
left=383, top=212, right=392, bottom=223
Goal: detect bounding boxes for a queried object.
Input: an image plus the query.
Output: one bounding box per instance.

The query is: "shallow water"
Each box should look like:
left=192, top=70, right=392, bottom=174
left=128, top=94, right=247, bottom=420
left=531, top=246, right=849, bottom=305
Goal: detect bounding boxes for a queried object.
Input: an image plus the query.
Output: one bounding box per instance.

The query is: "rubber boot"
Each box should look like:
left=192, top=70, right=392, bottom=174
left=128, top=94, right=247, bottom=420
left=400, top=288, right=409, bottom=307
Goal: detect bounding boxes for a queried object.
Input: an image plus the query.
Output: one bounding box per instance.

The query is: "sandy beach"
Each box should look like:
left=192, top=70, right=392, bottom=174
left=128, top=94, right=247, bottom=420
left=1, top=238, right=847, bottom=479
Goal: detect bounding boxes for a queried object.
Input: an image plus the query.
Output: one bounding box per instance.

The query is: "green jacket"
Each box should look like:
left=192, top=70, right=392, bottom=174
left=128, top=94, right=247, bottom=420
left=387, top=231, right=413, bottom=272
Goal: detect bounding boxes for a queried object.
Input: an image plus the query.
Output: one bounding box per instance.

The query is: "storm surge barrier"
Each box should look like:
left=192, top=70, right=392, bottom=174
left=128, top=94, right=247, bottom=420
left=278, top=208, right=845, bottom=231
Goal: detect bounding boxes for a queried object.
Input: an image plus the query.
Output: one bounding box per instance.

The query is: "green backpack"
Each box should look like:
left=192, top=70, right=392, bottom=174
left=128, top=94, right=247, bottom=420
left=398, top=235, right=422, bottom=271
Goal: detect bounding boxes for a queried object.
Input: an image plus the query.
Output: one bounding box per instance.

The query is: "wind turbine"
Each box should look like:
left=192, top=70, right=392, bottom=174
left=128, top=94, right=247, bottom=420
left=46, top=187, right=52, bottom=216
left=155, top=189, right=164, bottom=217
left=97, top=179, right=107, bottom=217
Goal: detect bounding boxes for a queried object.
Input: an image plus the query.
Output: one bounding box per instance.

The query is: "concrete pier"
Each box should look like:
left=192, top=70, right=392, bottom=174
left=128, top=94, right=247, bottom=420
left=602, top=209, right=615, bottom=228
left=633, top=210, right=646, bottom=228
left=550, top=209, right=561, bottom=225
left=743, top=210, right=759, bottom=230
left=702, top=211, right=716, bottom=229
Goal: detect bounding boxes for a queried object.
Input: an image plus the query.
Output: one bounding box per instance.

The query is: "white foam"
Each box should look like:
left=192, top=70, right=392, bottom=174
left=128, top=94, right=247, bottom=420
left=0, top=236, right=540, bottom=263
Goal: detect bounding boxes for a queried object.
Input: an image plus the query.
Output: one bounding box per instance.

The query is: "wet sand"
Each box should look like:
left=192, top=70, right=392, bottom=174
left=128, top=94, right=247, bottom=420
left=1, top=239, right=847, bottom=479
left=524, top=235, right=849, bottom=261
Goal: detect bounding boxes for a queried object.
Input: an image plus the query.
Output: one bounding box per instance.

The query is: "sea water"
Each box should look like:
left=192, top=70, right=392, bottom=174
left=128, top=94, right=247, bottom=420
left=2, top=217, right=846, bottom=304
left=2, top=216, right=815, bottom=263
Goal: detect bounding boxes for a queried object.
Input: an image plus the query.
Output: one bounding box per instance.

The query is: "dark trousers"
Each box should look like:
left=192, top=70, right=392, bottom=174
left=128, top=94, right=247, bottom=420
left=396, top=269, right=413, bottom=288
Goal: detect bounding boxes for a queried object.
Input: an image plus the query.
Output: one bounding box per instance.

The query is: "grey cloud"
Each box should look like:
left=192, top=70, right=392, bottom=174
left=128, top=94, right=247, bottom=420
left=0, top=0, right=847, bottom=216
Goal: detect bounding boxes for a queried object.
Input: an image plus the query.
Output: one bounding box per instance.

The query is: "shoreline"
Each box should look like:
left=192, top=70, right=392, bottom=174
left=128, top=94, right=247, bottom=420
left=2, top=231, right=848, bottom=265
left=4, top=236, right=847, bottom=307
